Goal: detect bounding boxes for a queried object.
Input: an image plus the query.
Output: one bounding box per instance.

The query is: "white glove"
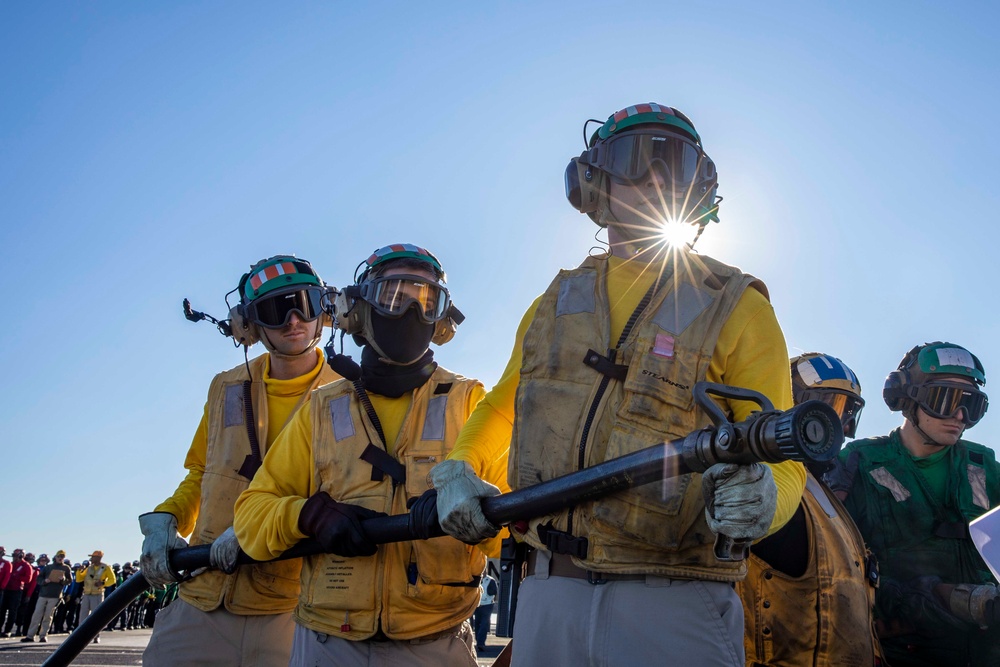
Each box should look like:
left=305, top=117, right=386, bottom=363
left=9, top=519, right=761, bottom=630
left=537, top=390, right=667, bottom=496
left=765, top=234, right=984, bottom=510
left=701, top=463, right=777, bottom=542
left=209, top=527, right=241, bottom=574
left=139, top=512, right=188, bottom=587
left=430, top=460, right=501, bottom=544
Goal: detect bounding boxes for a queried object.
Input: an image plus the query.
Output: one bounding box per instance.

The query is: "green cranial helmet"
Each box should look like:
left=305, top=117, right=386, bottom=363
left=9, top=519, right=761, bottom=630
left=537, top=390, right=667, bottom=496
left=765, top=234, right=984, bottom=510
left=231, top=255, right=328, bottom=352
left=241, top=256, right=323, bottom=304
left=592, top=103, right=702, bottom=145
left=883, top=342, right=989, bottom=428
left=907, top=342, right=986, bottom=386
left=566, top=103, right=720, bottom=236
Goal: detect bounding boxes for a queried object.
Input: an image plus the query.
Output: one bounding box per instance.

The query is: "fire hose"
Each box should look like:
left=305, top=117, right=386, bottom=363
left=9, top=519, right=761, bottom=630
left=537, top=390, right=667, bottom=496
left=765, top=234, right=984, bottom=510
left=43, top=382, right=842, bottom=666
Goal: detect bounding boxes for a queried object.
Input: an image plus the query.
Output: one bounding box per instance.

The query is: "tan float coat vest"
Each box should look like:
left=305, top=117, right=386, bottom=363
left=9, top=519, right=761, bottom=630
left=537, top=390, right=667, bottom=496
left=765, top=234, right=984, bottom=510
left=299, top=367, right=484, bottom=640
left=740, top=473, right=883, bottom=666
left=510, top=253, right=763, bottom=581
left=82, top=564, right=111, bottom=595
left=180, top=354, right=339, bottom=614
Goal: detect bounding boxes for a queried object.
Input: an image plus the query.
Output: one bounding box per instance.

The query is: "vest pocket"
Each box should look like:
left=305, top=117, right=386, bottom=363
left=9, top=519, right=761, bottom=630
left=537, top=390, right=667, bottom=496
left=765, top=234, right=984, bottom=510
left=404, top=444, right=448, bottom=498
left=590, top=472, right=704, bottom=551
left=408, top=538, right=479, bottom=586
left=304, top=553, right=378, bottom=612
left=619, top=341, right=706, bottom=436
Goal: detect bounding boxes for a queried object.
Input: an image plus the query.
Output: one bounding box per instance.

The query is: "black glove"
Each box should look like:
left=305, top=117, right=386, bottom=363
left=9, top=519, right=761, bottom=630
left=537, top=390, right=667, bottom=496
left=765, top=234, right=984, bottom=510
left=298, top=492, right=386, bottom=558
left=407, top=489, right=442, bottom=540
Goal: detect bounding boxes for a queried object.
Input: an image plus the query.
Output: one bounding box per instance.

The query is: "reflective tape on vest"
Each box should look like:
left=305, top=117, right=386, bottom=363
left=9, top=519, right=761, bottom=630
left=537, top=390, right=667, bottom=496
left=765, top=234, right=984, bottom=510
left=968, top=465, right=989, bottom=509
left=224, top=384, right=244, bottom=427
left=869, top=467, right=911, bottom=502
left=421, top=395, right=447, bottom=441
left=330, top=395, right=355, bottom=441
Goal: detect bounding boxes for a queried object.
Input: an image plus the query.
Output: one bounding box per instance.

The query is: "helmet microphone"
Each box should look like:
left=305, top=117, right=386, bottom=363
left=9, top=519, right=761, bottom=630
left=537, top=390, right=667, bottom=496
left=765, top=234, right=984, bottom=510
left=182, top=298, right=233, bottom=338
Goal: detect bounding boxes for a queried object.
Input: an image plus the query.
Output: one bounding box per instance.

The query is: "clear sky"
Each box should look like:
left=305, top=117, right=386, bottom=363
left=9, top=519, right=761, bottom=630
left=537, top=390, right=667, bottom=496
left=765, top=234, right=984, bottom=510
left=3, top=1, right=998, bottom=566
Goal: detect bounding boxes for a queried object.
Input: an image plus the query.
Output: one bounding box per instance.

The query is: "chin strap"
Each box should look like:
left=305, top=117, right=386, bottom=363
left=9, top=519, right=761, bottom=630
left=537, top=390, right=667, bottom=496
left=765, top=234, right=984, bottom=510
left=910, top=408, right=964, bottom=447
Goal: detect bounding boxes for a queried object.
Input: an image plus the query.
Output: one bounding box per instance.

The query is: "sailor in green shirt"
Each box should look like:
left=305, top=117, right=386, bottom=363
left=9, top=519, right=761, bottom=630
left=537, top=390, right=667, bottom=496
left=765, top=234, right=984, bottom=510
left=831, top=342, right=1000, bottom=667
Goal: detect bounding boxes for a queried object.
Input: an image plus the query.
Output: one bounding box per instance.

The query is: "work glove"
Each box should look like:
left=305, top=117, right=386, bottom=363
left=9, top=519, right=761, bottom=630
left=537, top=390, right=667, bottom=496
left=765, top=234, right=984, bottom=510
left=138, top=512, right=188, bottom=588
left=430, top=460, right=500, bottom=544
left=297, top=492, right=386, bottom=558
left=407, top=489, right=442, bottom=540
left=701, top=463, right=777, bottom=542
left=947, top=582, right=1000, bottom=628
left=209, top=527, right=242, bottom=574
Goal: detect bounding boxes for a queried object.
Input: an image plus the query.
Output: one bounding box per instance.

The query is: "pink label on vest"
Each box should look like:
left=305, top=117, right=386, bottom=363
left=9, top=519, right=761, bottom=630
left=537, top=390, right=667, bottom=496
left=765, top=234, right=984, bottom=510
left=653, top=333, right=675, bottom=358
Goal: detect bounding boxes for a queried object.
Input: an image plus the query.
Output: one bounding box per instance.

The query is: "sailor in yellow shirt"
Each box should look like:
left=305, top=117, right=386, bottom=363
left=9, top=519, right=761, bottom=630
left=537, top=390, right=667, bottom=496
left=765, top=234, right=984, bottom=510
left=429, top=103, right=807, bottom=666
left=139, top=256, right=339, bottom=667
left=79, top=550, right=117, bottom=644
left=235, top=244, right=488, bottom=667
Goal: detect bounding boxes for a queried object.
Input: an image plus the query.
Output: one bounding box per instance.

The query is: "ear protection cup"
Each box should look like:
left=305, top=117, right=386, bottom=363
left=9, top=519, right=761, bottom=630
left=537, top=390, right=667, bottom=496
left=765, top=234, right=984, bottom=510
left=882, top=370, right=909, bottom=412
left=228, top=305, right=260, bottom=348
left=332, top=287, right=365, bottom=335
left=565, top=156, right=606, bottom=224
left=431, top=317, right=457, bottom=345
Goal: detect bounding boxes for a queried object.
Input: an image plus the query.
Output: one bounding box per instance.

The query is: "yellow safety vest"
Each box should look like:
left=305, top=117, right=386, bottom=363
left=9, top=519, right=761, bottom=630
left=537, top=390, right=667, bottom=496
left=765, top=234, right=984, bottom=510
left=510, top=253, right=763, bottom=581
left=740, top=473, right=883, bottom=666
left=180, top=354, right=339, bottom=615
left=82, top=564, right=111, bottom=595
left=298, top=367, right=485, bottom=640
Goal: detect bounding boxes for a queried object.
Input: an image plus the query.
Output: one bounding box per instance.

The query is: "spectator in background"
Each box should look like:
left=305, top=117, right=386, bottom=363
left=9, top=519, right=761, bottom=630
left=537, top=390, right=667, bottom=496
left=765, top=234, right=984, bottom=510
left=1, top=549, right=33, bottom=637
left=0, top=547, right=9, bottom=629
left=104, top=563, right=122, bottom=632
left=473, top=571, right=498, bottom=653
left=15, top=553, right=40, bottom=636
left=79, top=551, right=117, bottom=643
left=22, top=551, right=71, bottom=643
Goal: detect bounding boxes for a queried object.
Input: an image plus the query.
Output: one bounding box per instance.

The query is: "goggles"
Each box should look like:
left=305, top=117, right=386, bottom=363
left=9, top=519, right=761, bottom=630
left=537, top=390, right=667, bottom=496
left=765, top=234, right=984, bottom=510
left=244, top=286, right=325, bottom=329
left=910, top=381, right=989, bottom=425
left=356, top=274, right=451, bottom=323
left=800, top=389, right=865, bottom=438
left=581, top=130, right=716, bottom=189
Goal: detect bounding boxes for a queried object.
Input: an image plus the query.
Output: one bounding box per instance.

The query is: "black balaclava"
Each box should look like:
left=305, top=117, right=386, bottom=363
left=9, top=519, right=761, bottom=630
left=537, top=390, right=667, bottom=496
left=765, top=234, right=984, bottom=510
left=359, top=309, right=438, bottom=397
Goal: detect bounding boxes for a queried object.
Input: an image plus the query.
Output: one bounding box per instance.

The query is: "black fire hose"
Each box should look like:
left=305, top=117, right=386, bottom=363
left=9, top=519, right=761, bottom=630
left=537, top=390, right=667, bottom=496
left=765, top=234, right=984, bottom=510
left=44, top=382, right=842, bottom=666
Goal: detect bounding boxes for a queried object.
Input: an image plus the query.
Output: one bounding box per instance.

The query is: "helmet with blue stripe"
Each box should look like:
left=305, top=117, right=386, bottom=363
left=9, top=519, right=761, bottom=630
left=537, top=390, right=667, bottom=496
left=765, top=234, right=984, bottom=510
left=791, top=353, right=864, bottom=438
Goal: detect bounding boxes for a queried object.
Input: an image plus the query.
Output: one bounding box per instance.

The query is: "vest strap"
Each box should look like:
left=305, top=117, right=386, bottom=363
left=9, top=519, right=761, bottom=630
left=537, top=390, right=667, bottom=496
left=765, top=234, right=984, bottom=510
left=932, top=520, right=970, bottom=539
left=360, top=443, right=406, bottom=485
left=583, top=349, right=628, bottom=381
left=537, top=524, right=589, bottom=558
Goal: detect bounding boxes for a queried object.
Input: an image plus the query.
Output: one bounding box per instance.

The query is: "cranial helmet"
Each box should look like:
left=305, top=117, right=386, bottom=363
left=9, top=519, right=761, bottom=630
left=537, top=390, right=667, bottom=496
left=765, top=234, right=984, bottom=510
left=883, top=342, right=988, bottom=426
left=791, top=353, right=865, bottom=438
left=564, top=103, right=720, bottom=231
left=229, top=255, right=330, bottom=352
left=332, top=244, right=464, bottom=364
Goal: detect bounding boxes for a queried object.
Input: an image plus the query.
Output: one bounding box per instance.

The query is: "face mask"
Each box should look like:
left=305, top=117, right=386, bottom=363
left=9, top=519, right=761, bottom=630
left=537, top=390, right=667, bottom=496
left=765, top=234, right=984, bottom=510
left=368, top=307, right=435, bottom=365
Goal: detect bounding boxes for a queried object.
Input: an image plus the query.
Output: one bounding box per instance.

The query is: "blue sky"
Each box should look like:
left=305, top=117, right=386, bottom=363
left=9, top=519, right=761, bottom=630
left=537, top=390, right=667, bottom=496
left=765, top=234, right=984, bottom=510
left=3, top=1, right=999, bottom=566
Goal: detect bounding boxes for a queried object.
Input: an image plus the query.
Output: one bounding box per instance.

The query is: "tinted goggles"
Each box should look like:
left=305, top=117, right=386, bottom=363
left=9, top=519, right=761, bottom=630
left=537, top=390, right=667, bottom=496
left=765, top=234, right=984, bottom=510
left=800, top=389, right=865, bottom=438
left=581, top=130, right=715, bottom=188
left=357, top=274, right=451, bottom=323
left=245, top=286, right=325, bottom=329
left=911, top=382, right=989, bottom=425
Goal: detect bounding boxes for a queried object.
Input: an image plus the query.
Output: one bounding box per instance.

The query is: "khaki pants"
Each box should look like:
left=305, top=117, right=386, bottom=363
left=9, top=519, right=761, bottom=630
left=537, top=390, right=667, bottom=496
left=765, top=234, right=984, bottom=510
left=512, top=551, right=744, bottom=666
left=143, top=598, right=294, bottom=667
left=79, top=593, right=104, bottom=639
left=290, top=621, right=477, bottom=667
left=27, top=596, right=59, bottom=639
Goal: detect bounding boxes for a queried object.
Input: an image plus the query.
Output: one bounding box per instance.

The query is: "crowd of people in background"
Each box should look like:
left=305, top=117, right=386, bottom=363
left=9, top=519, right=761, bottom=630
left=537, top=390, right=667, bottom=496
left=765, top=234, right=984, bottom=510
left=0, top=546, right=177, bottom=643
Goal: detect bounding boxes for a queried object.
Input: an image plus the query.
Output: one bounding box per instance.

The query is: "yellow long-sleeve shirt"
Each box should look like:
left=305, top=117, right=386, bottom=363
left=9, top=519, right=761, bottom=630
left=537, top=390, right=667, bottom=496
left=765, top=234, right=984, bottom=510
left=234, top=381, right=487, bottom=560
left=450, top=254, right=805, bottom=535
left=155, top=348, right=327, bottom=537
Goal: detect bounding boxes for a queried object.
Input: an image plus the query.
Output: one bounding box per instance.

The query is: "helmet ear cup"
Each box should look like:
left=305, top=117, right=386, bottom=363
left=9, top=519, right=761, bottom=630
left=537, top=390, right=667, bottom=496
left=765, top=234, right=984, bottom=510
left=228, top=305, right=260, bottom=348
left=565, top=157, right=605, bottom=222
left=431, top=318, right=457, bottom=346
left=332, top=287, right=364, bottom=336
left=883, top=370, right=909, bottom=412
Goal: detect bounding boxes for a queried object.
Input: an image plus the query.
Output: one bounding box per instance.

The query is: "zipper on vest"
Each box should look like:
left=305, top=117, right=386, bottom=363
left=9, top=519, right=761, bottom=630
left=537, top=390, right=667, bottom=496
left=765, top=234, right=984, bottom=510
left=568, top=355, right=615, bottom=534
left=566, top=271, right=667, bottom=537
